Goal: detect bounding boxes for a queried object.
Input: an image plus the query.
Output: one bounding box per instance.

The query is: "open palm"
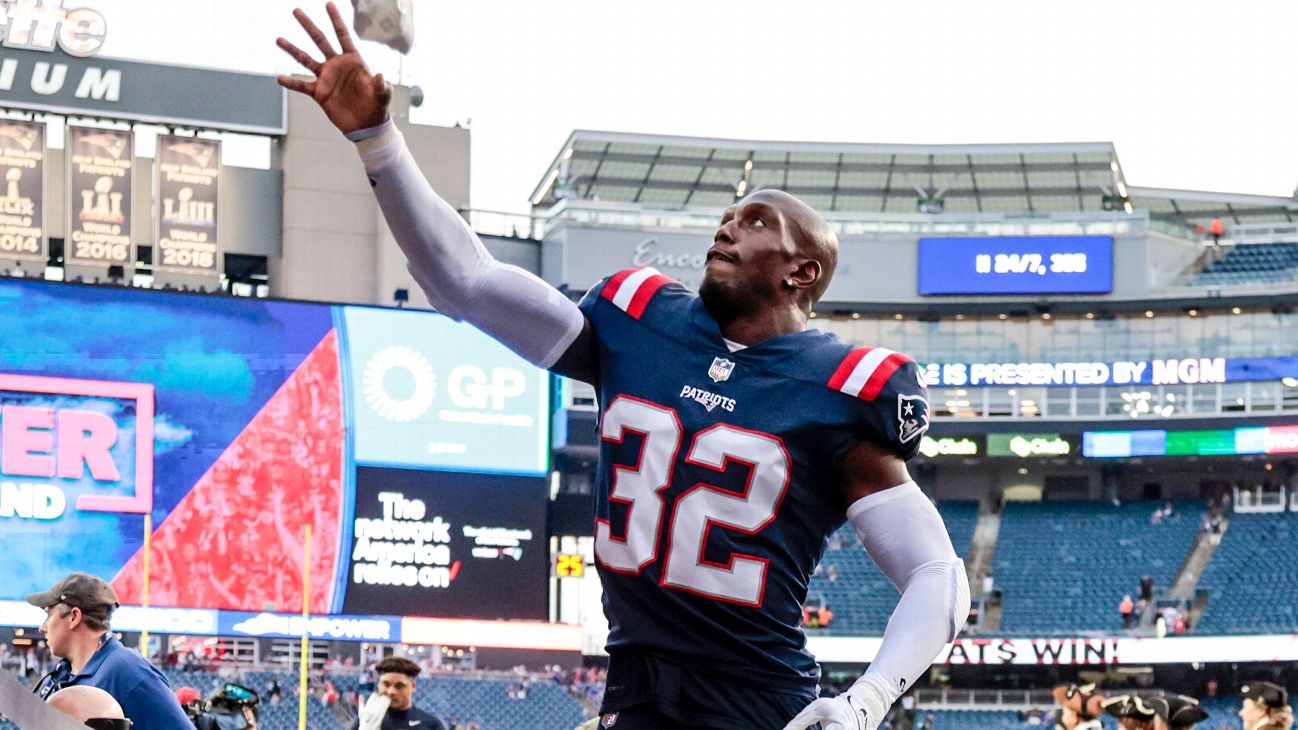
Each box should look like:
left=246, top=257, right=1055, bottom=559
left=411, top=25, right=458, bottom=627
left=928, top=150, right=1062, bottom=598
left=276, top=3, right=391, bottom=135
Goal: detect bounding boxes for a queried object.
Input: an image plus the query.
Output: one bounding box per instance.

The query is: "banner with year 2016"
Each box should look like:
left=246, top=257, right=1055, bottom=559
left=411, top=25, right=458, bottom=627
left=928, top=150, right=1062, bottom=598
left=66, top=126, right=133, bottom=268
left=0, top=120, right=46, bottom=264
left=154, top=135, right=220, bottom=275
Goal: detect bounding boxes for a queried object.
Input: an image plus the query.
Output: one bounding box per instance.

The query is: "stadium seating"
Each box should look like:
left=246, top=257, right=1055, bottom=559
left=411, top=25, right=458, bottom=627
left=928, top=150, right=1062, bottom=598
left=808, top=501, right=979, bottom=634
left=922, top=708, right=1118, bottom=728
left=1195, top=511, right=1298, bottom=634
left=1188, top=241, right=1298, bottom=286
left=992, top=501, right=1200, bottom=634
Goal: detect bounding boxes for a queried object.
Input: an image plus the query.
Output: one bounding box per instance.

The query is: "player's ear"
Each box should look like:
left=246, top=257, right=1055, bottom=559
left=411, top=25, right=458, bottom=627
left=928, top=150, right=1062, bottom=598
left=788, top=258, right=822, bottom=291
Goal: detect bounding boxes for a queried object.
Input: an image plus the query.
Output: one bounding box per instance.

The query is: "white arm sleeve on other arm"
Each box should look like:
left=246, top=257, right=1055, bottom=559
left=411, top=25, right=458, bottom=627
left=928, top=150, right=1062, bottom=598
left=352, top=120, right=585, bottom=369
left=843, top=481, right=971, bottom=721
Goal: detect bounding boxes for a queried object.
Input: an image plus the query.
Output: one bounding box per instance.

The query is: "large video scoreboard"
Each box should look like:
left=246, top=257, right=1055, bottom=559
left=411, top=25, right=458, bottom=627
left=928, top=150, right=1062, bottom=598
left=0, top=278, right=550, bottom=620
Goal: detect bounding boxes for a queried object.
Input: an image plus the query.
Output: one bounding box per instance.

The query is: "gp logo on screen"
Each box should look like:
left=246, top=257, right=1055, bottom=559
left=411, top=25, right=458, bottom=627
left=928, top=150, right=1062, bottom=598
left=342, top=307, right=551, bottom=476
left=0, top=373, right=153, bottom=519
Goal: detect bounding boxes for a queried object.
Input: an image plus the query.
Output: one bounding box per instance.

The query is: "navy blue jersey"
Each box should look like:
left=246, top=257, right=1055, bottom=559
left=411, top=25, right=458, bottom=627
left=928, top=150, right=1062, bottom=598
left=578, top=267, right=930, bottom=697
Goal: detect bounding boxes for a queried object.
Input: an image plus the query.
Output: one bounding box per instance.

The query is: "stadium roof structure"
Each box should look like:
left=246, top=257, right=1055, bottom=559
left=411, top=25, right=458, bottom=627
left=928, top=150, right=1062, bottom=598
left=530, top=130, right=1298, bottom=230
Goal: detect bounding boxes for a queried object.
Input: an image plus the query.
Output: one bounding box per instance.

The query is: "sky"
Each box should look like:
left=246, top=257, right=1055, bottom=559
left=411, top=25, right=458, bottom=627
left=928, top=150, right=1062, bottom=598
left=90, top=0, right=1298, bottom=216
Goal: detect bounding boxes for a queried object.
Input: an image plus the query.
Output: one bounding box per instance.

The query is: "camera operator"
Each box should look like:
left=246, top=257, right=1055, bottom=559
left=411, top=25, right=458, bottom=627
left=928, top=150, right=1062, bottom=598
left=183, top=683, right=260, bottom=730
left=350, top=657, right=445, bottom=730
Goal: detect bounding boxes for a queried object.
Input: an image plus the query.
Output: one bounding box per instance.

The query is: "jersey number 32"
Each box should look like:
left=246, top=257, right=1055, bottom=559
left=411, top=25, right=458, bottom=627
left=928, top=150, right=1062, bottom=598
left=594, top=395, right=790, bottom=607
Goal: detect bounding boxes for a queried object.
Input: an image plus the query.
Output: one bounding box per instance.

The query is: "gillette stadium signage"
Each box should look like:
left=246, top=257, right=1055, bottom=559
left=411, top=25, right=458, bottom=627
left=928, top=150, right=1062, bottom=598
left=922, top=356, right=1298, bottom=388
left=0, top=3, right=285, bottom=134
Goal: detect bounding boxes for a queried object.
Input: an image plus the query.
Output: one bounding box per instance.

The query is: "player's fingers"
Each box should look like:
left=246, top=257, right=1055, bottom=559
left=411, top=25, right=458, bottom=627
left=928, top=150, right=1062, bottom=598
left=293, top=7, right=339, bottom=58
left=276, top=37, right=321, bottom=74
left=326, top=1, right=358, bottom=54
left=373, top=72, right=392, bottom=106
left=276, top=75, right=315, bottom=96
left=782, top=700, right=831, bottom=730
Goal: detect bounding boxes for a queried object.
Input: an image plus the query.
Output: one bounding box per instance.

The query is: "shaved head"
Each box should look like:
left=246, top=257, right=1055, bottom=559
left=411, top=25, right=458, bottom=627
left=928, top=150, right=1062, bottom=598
left=747, top=190, right=840, bottom=304
left=701, top=188, right=840, bottom=334
left=50, top=685, right=125, bottom=722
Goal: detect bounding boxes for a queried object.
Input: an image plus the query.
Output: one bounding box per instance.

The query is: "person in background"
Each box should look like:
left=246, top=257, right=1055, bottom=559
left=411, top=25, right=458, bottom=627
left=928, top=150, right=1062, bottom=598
left=1239, top=682, right=1295, bottom=730
left=351, top=657, right=446, bottom=730
left=1052, top=683, right=1106, bottom=730
left=1148, top=695, right=1208, bottom=730
left=49, top=685, right=128, bottom=725
left=1102, top=693, right=1156, bottom=730
left=28, top=573, right=190, bottom=730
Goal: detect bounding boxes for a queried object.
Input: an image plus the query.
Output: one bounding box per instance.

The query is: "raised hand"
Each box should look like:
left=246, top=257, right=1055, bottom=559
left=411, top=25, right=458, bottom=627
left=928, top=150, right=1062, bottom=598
left=276, top=2, right=392, bottom=134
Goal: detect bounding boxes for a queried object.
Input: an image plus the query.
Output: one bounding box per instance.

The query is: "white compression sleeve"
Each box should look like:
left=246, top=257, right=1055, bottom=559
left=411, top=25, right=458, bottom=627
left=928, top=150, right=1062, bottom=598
left=843, top=482, right=971, bottom=719
left=351, top=120, right=585, bottom=369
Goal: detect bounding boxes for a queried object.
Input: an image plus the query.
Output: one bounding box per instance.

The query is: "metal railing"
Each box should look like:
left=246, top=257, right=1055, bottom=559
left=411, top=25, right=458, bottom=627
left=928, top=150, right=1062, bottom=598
left=534, top=199, right=1153, bottom=239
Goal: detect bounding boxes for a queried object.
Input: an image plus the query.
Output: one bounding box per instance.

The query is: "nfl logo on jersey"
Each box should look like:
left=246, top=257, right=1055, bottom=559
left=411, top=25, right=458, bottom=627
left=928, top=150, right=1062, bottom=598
left=897, top=393, right=930, bottom=443
left=708, top=357, right=735, bottom=383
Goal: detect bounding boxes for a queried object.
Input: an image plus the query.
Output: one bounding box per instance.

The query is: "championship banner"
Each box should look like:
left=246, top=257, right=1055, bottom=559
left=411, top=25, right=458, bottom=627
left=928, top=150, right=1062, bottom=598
left=66, top=126, right=132, bottom=268
left=154, top=135, right=219, bottom=275
left=0, top=119, right=46, bottom=263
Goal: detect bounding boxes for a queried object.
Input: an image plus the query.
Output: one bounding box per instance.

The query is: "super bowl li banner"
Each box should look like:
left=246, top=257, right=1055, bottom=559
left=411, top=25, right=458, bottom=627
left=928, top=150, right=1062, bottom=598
left=0, top=119, right=46, bottom=263
left=154, top=135, right=219, bottom=275
left=66, top=125, right=133, bottom=268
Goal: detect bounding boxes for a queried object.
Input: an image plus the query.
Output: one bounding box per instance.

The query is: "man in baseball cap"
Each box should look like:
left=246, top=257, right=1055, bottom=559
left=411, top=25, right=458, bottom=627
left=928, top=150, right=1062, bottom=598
left=27, top=572, right=191, bottom=730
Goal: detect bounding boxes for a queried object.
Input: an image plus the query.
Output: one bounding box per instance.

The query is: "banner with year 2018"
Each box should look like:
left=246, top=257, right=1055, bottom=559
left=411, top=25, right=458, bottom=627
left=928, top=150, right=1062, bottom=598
left=0, top=120, right=46, bottom=264
left=66, top=126, right=133, bottom=268
left=154, top=135, right=220, bottom=275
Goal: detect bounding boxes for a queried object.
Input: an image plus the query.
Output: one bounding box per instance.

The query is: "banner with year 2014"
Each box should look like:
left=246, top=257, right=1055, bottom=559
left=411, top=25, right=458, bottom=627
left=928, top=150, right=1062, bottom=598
left=0, top=120, right=46, bottom=264
left=66, top=126, right=133, bottom=268
left=154, top=135, right=219, bottom=275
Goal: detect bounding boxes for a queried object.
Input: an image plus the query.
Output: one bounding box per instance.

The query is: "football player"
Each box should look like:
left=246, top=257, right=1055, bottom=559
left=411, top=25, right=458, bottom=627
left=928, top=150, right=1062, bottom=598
left=277, top=7, right=970, bottom=728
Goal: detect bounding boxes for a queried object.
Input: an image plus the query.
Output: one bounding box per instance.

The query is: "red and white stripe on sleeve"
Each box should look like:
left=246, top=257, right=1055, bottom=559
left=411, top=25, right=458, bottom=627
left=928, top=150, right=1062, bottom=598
left=600, top=266, right=675, bottom=319
left=827, top=346, right=914, bottom=401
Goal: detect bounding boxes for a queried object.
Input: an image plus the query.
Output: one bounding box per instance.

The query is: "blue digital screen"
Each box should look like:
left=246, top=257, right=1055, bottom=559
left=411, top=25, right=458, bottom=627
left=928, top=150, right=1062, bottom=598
left=341, top=306, right=552, bottom=476
left=918, top=236, right=1113, bottom=295
left=0, top=278, right=550, bottom=618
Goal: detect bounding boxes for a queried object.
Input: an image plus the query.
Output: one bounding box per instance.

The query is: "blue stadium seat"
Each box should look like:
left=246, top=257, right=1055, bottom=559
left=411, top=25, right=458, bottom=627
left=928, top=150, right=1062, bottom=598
left=991, top=501, right=1200, bottom=634
left=1196, top=512, right=1298, bottom=634
left=923, top=708, right=1118, bottom=729
left=1188, top=242, right=1298, bottom=287
left=807, top=501, right=979, bottom=635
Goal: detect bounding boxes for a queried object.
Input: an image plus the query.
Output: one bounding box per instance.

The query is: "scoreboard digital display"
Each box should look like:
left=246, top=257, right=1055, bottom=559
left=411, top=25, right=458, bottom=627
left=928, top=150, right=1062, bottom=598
left=341, top=468, right=548, bottom=620
left=918, top=235, right=1113, bottom=295
left=0, top=278, right=550, bottom=619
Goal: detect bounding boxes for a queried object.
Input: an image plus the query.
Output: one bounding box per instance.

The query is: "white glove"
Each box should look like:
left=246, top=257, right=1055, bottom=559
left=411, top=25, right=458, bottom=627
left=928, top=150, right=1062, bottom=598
left=782, top=690, right=882, bottom=730
left=358, top=692, right=391, bottom=730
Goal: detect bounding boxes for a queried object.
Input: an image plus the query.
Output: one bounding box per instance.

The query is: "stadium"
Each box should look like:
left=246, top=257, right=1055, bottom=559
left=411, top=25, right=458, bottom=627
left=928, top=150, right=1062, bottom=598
left=1, top=3, right=1297, bottom=729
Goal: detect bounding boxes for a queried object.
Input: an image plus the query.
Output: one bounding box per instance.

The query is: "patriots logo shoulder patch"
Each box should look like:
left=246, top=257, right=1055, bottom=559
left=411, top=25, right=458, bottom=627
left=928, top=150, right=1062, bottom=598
left=897, top=393, right=930, bottom=443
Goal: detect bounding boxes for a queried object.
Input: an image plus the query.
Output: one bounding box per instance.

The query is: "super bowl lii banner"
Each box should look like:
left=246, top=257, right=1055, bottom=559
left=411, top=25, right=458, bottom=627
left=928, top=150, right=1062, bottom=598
left=66, top=126, right=133, bottom=267
left=154, top=135, right=220, bottom=275
left=0, top=119, right=46, bottom=263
